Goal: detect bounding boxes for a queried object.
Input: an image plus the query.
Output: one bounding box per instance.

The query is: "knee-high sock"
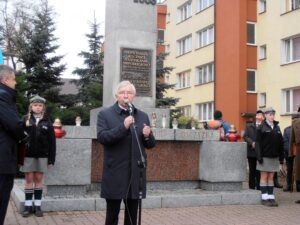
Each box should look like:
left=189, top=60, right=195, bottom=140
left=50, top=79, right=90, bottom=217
left=34, top=188, right=43, bottom=206
left=260, top=183, right=268, bottom=200
left=24, top=188, right=34, bottom=206
left=267, top=182, right=275, bottom=199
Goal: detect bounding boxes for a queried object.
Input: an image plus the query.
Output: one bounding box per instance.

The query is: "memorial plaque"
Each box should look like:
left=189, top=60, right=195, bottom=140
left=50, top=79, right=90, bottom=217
left=121, top=48, right=152, bottom=97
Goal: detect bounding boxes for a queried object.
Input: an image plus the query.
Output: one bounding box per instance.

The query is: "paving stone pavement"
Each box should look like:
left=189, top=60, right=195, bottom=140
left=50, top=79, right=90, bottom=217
left=4, top=189, right=300, bottom=225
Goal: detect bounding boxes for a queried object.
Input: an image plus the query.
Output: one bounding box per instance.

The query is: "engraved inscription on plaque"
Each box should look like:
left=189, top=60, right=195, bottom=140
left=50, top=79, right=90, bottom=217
left=121, top=48, right=152, bottom=97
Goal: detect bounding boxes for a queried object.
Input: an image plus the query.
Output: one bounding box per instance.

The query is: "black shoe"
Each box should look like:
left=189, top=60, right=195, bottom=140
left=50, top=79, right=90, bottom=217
left=22, top=206, right=33, bottom=217
left=283, top=186, right=292, bottom=192
left=269, top=199, right=278, bottom=207
left=34, top=206, right=43, bottom=217
left=295, top=200, right=300, bottom=204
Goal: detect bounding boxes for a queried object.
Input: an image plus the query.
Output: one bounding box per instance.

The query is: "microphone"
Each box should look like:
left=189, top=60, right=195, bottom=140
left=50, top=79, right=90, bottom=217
left=124, top=99, right=133, bottom=115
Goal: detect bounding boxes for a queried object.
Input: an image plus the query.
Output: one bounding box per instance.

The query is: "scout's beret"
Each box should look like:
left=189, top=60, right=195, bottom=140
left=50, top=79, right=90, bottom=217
left=264, top=107, right=275, bottom=114
left=30, top=95, right=46, bottom=104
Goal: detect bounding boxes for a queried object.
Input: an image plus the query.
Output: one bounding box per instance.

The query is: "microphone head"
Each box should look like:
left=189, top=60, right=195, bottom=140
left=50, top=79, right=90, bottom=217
left=124, top=99, right=132, bottom=107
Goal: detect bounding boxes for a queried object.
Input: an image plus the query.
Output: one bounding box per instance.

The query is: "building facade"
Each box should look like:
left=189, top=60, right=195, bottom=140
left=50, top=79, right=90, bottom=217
left=164, top=0, right=258, bottom=131
left=256, top=0, right=300, bottom=129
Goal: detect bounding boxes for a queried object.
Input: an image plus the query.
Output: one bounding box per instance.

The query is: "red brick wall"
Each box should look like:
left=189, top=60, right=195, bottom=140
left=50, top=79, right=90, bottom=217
left=91, top=140, right=199, bottom=182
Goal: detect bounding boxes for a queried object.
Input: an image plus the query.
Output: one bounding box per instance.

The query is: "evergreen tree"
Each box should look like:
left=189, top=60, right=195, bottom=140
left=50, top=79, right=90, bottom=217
left=156, top=52, right=179, bottom=107
left=18, top=0, right=65, bottom=99
left=15, top=70, right=30, bottom=116
left=72, top=15, right=104, bottom=107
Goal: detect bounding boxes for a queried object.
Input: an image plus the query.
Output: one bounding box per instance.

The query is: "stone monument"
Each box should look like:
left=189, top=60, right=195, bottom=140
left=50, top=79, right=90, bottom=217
left=91, top=0, right=169, bottom=127
left=103, top=0, right=157, bottom=108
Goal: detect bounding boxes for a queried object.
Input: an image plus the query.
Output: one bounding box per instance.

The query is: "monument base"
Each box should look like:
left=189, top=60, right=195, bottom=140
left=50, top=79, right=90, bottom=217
left=200, top=181, right=242, bottom=191
left=45, top=185, right=88, bottom=198
left=199, top=141, right=247, bottom=191
left=11, top=179, right=261, bottom=212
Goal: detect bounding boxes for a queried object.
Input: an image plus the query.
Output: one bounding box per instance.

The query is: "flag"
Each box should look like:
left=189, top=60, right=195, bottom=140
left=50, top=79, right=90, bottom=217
left=0, top=49, right=3, bottom=64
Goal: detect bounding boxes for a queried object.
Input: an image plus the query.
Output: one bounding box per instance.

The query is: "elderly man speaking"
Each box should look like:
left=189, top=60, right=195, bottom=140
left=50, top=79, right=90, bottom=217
left=97, top=80, right=155, bottom=225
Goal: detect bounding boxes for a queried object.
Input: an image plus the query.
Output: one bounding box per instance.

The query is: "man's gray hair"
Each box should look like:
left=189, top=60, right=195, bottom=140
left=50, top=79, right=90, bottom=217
left=114, top=80, right=136, bottom=97
left=0, top=65, right=15, bottom=81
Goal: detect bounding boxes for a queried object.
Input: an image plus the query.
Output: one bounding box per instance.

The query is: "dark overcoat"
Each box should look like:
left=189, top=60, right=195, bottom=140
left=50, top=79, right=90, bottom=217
left=289, top=118, right=300, bottom=181
left=255, top=120, right=284, bottom=164
left=244, top=123, right=257, bottom=158
left=0, top=83, right=25, bottom=174
left=97, top=102, right=155, bottom=199
left=22, top=114, right=56, bottom=165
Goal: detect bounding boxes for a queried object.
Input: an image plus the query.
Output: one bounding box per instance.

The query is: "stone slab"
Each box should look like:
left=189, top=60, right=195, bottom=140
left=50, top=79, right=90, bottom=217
left=95, top=198, right=106, bottom=211
left=221, top=190, right=261, bottom=205
left=12, top=180, right=261, bottom=212
left=147, top=181, right=200, bottom=190
left=42, top=198, right=96, bottom=212
left=162, top=193, right=222, bottom=208
left=63, top=126, right=96, bottom=139
left=143, top=108, right=170, bottom=128
left=199, top=141, right=247, bottom=183
left=151, top=128, right=175, bottom=140
left=143, top=196, right=162, bottom=209
left=200, top=181, right=243, bottom=191
left=45, top=139, right=92, bottom=186
left=45, top=185, right=87, bottom=197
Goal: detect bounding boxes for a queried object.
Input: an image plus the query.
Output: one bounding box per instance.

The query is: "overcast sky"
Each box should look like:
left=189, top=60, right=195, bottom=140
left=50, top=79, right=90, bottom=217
left=49, top=0, right=106, bottom=78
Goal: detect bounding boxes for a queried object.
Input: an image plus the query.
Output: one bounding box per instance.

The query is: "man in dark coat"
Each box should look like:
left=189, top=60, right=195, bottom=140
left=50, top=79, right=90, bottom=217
left=97, top=80, right=155, bottom=225
left=244, top=110, right=264, bottom=190
left=283, top=124, right=293, bottom=192
left=289, top=109, right=300, bottom=203
left=0, top=65, right=26, bottom=225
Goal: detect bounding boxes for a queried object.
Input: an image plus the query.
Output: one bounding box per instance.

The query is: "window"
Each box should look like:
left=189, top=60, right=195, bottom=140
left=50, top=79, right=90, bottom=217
left=176, top=70, right=191, bottom=89
left=177, top=1, right=192, bottom=23
left=259, top=45, right=267, bottom=59
left=196, top=102, right=214, bottom=121
left=197, top=0, right=214, bottom=12
left=247, top=70, right=256, bottom=92
left=280, top=0, right=300, bottom=13
left=247, top=22, right=256, bottom=45
left=177, top=35, right=192, bottom=56
left=196, top=63, right=214, bottom=84
left=178, top=105, right=191, bottom=117
left=259, top=0, right=267, bottom=13
left=282, top=88, right=300, bottom=113
left=259, top=93, right=266, bottom=107
left=282, top=35, right=300, bottom=63
left=197, top=26, right=214, bottom=48
left=157, top=29, right=164, bottom=44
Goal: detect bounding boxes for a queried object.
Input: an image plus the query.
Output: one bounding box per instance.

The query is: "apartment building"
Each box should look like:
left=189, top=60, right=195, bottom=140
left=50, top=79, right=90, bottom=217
left=256, top=0, right=300, bottom=129
left=164, top=0, right=257, bottom=131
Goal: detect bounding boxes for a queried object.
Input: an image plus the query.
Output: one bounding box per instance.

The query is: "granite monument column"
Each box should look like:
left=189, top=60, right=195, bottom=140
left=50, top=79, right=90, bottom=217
left=103, top=0, right=157, bottom=108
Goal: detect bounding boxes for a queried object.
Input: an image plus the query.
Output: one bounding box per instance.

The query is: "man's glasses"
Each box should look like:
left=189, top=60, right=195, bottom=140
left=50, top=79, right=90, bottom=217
left=118, top=91, right=134, bottom=95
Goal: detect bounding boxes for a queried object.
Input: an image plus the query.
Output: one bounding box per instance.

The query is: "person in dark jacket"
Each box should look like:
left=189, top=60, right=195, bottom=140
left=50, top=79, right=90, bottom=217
left=256, top=107, right=284, bottom=207
left=97, top=80, right=155, bottom=225
left=244, top=110, right=264, bottom=190
left=289, top=109, right=300, bottom=203
left=283, top=124, right=294, bottom=192
left=0, top=65, right=26, bottom=225
left=20, top=95, right=56, bottom=217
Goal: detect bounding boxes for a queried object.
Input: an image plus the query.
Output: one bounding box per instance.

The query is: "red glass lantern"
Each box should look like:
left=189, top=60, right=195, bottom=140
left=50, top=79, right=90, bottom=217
left=53, top=118, right=66, bottom=138
left=227, top=125, right=240, bottom=142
